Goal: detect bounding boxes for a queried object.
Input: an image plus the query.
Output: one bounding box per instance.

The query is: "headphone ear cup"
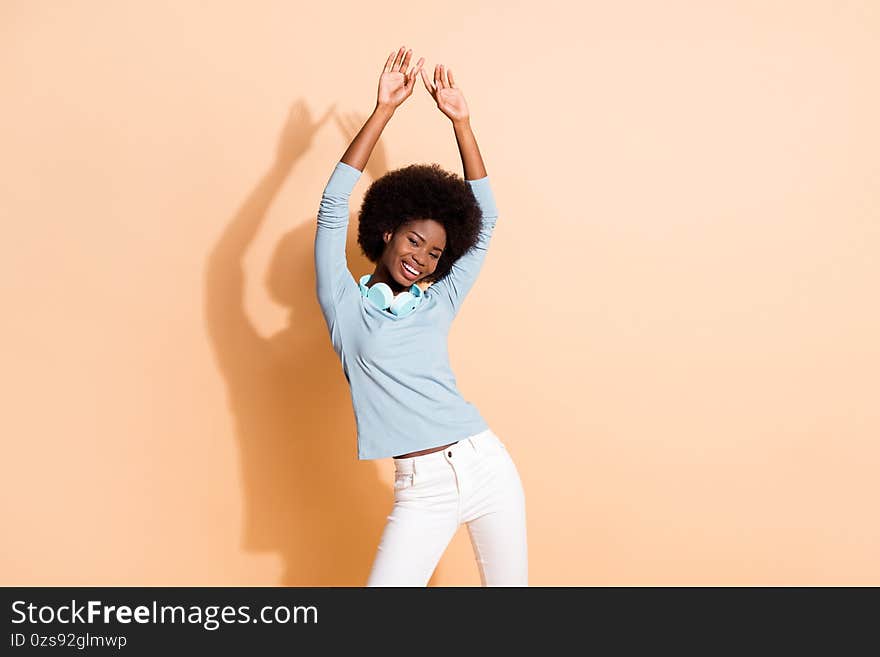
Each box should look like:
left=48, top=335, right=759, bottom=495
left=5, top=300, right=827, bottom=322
left=390, top=291, right=421, bottom=317
left=367, top=282, right=394, bottom=310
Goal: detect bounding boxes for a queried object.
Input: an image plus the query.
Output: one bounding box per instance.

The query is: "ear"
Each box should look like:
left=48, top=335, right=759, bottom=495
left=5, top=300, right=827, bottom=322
left=383, top=230, right=392, bottom=244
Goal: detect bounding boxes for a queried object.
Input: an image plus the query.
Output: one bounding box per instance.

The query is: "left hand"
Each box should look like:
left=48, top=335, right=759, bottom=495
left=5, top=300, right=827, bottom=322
left=421, top=64, right=470, bottom=123
left=376, top=46, right=424, bottom=111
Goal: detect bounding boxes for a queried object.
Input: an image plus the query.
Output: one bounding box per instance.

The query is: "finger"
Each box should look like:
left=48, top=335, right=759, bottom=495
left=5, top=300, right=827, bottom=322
left=434, top=63, right=443, bottom=90
left=420, top=67, right=434, bottom=94
left=401, top=48, right=412, bottom=72
left=384, top=50, right=396, bottom=73
left=408, top=57, right=424, bottom=86
left=393, top=46, right=406, bottom=72
left=447, top=68, right=455, bottom=89
left=441, top=64, right=450, bottom=89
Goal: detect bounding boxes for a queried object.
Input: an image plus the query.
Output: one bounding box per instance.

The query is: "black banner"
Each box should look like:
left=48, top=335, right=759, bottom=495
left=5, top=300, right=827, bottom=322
left=1, top=586, right=870, bottom=653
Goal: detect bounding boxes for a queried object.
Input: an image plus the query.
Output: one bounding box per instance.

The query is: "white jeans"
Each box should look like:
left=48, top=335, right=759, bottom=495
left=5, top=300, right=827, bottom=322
left=367, top=428, right=528, bottom=587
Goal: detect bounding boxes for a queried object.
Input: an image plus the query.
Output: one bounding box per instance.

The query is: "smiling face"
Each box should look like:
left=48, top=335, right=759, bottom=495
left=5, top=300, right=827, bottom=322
left=379, top=218, right=447, bottom=289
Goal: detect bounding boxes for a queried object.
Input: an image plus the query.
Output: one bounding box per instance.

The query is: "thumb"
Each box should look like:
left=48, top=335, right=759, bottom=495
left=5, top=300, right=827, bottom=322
left=419, top=67, right=434, bottom=94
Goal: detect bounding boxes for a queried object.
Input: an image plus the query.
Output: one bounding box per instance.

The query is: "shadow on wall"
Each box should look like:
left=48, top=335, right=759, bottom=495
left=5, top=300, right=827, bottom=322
left=203, top=99, right=447, bottom=586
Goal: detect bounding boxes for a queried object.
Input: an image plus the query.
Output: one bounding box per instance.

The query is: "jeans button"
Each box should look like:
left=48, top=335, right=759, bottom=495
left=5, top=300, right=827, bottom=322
left=447, top=451, right=452, bottom=457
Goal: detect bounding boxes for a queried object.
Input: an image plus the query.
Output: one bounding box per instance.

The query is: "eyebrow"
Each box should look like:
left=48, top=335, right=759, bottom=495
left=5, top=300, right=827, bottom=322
left=410, top=231, right=444, bottom=252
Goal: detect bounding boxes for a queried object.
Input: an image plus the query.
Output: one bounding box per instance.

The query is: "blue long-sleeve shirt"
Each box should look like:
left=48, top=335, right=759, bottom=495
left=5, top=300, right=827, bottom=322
left=314, top=160, right=498, bottom=459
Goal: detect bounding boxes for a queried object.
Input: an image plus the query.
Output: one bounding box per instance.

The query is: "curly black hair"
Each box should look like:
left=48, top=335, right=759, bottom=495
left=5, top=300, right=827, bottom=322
left=357, top=163, right=483, bottom=284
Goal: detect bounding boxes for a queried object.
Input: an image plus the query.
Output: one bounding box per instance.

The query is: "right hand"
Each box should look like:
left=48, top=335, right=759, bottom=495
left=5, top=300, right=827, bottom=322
left=376, top=46, right=424, bottom=111
left=420, top=63, right=470, bottom=124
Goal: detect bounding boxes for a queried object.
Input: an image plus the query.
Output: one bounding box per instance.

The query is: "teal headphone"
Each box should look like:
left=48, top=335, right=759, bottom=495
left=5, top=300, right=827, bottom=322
left=359, top=274, right=424, bottom=317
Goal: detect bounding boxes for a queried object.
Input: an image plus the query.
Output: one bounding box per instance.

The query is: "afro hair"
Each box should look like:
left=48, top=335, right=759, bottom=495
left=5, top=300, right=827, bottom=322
left=357, top=163, right=483, bottom=285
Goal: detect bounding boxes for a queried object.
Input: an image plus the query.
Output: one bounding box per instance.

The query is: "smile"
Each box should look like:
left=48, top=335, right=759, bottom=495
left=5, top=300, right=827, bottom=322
left=401, top=261, right=420, bottom=279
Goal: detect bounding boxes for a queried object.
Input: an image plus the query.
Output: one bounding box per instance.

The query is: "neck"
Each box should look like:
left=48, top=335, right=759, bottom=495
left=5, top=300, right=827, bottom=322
left=369, top=263, right=409, bottom=294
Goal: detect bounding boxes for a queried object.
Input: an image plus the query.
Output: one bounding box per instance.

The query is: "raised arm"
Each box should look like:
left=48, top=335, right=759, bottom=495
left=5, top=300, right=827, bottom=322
left=420, top=63, right=496, bottom=315
left=315, top=46, right=424, bottom=322
left=421, top=63, right=486, bottom=180
left=341, top=47, right=424, bottom=171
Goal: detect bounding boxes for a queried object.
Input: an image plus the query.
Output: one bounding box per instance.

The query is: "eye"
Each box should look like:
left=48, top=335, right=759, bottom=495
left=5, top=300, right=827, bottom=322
left=408, top=238, right=417, bottom=245
left=431, top=253, right=439, bottom=259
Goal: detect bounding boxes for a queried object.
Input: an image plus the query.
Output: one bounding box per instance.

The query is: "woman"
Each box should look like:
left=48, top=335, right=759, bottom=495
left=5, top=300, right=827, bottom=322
left=314, top=45, right=527, bottom=586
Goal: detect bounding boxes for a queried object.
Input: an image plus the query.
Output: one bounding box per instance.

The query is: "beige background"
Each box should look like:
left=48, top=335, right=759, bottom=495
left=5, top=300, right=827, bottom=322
left=2, top=1, right=878, bottom=585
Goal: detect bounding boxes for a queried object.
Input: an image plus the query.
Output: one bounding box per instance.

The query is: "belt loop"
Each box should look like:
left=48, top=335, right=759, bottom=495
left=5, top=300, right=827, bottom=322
left=412, top=458, right=418, bottom=476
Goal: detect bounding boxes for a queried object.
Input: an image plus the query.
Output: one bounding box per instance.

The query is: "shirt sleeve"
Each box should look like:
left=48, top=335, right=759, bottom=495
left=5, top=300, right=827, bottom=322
left=430, top=176, right=499, bottom=317
left=314, top=160, right=363, bottom=323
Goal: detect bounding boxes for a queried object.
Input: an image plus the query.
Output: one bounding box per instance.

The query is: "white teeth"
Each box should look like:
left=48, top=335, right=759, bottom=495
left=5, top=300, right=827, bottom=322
left=403, top=262, right=418, bottom=276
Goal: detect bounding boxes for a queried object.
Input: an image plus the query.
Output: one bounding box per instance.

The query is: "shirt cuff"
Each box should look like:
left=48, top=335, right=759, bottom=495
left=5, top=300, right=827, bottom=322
left=324, top=160, right=363, bottom=195
left=466, top=176, right=497, bottom=217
